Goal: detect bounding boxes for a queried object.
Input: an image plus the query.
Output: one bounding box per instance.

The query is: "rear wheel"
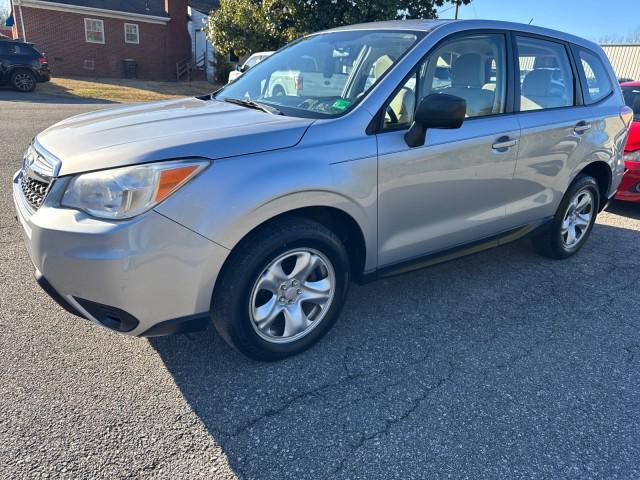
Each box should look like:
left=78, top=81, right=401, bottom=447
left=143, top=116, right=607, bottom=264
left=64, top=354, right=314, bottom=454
left=11, top=69, right=37, bottom=92
left=532, top=174, right=599, bottom=259
left=211, top=218, right=350, bottom=361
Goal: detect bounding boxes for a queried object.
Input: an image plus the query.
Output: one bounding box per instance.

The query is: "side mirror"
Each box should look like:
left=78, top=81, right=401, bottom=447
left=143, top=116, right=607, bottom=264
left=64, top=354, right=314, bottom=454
left=404, top=94, right=466, bottom=148
left=236, top=65, right=243, bottom=72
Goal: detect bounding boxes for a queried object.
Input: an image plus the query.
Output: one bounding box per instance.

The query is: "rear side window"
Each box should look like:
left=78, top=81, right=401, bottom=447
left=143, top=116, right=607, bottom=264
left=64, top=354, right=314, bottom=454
left=516, top=36, right=575, bottom=111
left=575, top=48, right=613, bottom=104
left=0, top=43, right=34, bottom=55
left=622, top=86, right=640, bottom=121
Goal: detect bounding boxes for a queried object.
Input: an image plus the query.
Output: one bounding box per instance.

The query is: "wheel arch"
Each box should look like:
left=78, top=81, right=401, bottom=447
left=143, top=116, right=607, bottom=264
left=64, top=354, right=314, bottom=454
left=214, top=204, right=370, bottom=296
left=578, top=160, right=612, bottom=211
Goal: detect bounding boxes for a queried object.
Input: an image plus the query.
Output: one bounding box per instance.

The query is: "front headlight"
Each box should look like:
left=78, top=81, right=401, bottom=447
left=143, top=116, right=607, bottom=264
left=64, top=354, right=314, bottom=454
left=623, top=150, right=640, bottom=163
left=61, top=160, right=209, bottom=219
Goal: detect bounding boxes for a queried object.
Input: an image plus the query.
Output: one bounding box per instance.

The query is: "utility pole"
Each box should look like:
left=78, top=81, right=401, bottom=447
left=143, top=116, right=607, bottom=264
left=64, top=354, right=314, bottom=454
left=454, top=0, right=462, bottom=20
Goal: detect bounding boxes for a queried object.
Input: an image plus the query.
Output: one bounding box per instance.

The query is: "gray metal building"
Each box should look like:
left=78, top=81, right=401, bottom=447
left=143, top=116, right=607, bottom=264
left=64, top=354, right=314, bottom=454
left=601, top=44, right=640, bottom=81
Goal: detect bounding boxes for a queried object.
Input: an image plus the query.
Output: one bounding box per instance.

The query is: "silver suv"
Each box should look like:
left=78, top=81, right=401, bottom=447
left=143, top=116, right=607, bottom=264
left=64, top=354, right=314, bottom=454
left=13, top=20, right=633, bottom=360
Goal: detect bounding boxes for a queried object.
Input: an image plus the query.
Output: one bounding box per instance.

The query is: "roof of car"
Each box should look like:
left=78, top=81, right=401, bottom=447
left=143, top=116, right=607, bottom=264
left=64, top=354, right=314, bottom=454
left=324, top=19, right=599, bottom=50
left=326, top=19, right=453, bottom=33
left=622, top=81, right=640, bottom=87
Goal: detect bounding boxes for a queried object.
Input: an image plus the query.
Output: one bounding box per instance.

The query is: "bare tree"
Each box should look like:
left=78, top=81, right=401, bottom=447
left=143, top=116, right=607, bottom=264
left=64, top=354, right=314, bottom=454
left=599, top=26, right=640, bottom=44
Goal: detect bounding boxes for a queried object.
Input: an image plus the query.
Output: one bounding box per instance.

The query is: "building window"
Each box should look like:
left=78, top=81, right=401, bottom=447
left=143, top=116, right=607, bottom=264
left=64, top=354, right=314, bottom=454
left=124, top=23, right=139, bottom=44
left=84, top=18, right=104, bottom=44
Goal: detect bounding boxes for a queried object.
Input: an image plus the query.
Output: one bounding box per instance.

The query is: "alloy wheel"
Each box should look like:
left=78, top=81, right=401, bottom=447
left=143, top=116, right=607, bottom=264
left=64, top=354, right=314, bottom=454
left=561, top=189, right=594, bottom=249
left=14, top=72, right=35, bottom=92
left=249, top=248, right=336, bottom=344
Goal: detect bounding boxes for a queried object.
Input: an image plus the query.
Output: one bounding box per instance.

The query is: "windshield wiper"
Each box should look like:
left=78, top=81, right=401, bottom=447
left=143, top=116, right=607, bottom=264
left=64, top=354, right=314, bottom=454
left=223, top=97, right=282, bottom=115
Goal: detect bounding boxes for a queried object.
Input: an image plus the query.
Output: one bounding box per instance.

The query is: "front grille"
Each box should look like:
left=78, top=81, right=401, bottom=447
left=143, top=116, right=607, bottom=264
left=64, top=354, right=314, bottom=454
left=17, top=143, right=59, bottom=212
left=20, top=174, right=51, bottom=210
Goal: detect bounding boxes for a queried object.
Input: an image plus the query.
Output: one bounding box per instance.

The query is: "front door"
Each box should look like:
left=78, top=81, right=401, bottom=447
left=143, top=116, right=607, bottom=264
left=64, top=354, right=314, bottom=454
left=376, top=32, right=520, bottom=267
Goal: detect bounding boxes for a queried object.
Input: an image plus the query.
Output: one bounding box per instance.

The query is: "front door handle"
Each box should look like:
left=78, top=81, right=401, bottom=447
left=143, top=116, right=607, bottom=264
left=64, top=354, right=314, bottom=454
left=492, top=136, right=518, bottom=151
left=574, top=121, right=592, bottom=134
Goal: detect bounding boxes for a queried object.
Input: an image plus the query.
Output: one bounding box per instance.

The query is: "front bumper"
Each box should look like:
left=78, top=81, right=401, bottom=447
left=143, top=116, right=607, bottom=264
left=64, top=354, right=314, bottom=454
left=13, top=171, right=230, bottom=336
left=615, top=160, right=640, bottom=202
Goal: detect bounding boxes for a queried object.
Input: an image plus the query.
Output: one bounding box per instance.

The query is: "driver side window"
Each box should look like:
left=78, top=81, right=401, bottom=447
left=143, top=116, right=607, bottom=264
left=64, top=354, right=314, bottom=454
left=382, top=33, right=508, bottom=130
left=383, top=72, right=417, bottom=128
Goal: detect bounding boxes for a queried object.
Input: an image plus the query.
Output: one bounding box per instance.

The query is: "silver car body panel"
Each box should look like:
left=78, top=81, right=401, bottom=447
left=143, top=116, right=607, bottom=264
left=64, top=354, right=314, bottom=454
left=155, top=107, right=380, bottom=272
left=13, top=171, right=229, bottom=334
left=12, top=19, right=629, bottom=334
left=37, top=97, right=315, bottom=176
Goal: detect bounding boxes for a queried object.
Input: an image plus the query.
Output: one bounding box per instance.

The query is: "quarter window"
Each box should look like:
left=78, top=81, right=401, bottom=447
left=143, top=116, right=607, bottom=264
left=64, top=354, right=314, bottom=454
left=576, top=48, right=613, bottom=104
left=516, top=36, right=575, bottom=111
left=382, top=33, right=507, bottom=129
left=84, top=18, right=105, bottom=44
left=124, top=23, right=139, bottom=44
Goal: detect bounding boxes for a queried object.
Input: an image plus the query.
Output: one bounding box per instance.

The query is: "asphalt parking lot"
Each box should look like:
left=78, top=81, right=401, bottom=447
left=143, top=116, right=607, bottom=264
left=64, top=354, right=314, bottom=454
left=1, top=92, right=640, bottom=479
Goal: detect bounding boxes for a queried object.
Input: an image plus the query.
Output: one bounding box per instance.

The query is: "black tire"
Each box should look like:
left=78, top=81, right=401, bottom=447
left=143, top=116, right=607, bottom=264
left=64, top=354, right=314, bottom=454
left=11, top=69, right=37, bottom=92
left=531, top=173, right=600, bottom=259
left=211, top=217, right=350, bottom=361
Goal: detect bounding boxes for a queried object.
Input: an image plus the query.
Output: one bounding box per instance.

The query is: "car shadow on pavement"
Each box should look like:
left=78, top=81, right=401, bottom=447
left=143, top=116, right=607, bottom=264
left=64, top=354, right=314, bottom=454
left=149, top=222, right=640, bottom=479
left=607, top=200, right=640, bottom=220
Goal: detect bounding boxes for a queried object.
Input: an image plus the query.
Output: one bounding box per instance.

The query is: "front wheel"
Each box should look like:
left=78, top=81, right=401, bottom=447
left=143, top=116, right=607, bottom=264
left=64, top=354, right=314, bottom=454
left=211, top=218, right=350, bottom=361
left=532, top=174, right=600, bottom=259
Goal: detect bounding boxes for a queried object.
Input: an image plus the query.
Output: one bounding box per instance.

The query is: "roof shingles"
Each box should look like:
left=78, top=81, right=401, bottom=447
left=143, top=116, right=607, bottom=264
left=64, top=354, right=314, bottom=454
left=37, top=0, right=220, bottom=17
left=39, top=0, right=169, bottom=18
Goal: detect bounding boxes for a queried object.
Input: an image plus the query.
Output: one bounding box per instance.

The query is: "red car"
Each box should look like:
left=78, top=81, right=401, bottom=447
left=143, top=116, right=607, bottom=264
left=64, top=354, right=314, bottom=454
left=617, top=81, right=640, bottom=202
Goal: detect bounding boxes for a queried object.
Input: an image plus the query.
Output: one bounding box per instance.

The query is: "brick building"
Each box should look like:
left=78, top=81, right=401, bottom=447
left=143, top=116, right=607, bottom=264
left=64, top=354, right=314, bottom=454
left=9, top=0, right=193, bottom=80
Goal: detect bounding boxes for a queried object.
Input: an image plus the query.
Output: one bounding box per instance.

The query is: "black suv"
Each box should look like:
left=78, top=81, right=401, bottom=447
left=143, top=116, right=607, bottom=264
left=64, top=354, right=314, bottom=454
left=0, top=39, right=50, bottom=92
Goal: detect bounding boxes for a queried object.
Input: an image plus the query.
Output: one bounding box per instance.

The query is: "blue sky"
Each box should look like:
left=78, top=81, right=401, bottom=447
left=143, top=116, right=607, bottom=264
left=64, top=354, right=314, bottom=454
left=437, top=0, right=640, bottom=42
left=1, top=0, right=638, bottom=43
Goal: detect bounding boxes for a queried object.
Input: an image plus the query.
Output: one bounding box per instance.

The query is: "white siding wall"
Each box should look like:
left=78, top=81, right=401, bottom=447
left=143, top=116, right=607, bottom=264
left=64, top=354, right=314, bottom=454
left=188, top=6, right=215, bottom=82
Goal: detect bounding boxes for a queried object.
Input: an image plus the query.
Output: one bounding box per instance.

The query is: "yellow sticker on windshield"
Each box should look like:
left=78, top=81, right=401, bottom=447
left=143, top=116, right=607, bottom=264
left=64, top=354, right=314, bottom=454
left=332, top=99, right=351, bottom=111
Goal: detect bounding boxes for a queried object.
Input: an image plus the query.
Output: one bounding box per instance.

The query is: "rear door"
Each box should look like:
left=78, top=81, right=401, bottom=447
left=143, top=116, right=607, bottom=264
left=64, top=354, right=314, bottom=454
left=508, top=35, right=596, bottom=225
left=571, top=45, right=625, bottom=196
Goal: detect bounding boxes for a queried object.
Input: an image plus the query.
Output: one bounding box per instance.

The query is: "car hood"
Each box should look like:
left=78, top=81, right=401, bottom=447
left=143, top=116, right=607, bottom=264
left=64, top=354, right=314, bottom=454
left=36, top=97, right=314, bottom=176
left=626, top=121, right=640, bottom=153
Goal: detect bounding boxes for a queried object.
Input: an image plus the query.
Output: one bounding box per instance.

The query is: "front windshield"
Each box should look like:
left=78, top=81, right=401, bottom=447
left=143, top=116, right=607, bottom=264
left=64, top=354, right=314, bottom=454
left=215, top=30, right=422, bottom=118
left=623, top=86, right=640, bottom=121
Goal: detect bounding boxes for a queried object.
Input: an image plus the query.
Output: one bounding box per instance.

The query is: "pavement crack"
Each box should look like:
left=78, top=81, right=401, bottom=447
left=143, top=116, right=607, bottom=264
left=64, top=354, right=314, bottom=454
left=330, top=360, right=455, bottom=477
left=224, top=349, right=435, bottom=438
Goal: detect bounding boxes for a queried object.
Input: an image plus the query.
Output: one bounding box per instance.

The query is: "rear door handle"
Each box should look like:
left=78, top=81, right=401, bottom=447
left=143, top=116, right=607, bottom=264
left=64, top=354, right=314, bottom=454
left=574, top=121, right=592, bottom=134
left=492, top=136, right=518, bottom=151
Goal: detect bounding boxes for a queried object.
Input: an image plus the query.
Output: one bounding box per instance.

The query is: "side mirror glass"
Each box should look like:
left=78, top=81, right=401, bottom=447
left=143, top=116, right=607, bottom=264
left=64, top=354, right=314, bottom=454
left=405, top=94, right=466, bottom=148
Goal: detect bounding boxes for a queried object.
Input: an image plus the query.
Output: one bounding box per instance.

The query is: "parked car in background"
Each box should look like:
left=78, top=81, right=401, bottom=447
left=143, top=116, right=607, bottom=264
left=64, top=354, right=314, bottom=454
left=0, top=39, right=50, bottom=92
left=13, top=20, right=632, bottom=360
left=616, top=81, right=640, bottom=202
left=228, top=51, right=273, bottom=83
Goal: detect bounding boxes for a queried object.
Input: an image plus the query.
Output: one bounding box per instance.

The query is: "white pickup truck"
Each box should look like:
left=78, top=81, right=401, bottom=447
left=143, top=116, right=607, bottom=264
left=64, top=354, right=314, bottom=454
left=266, top=55, right=350, bottom=98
